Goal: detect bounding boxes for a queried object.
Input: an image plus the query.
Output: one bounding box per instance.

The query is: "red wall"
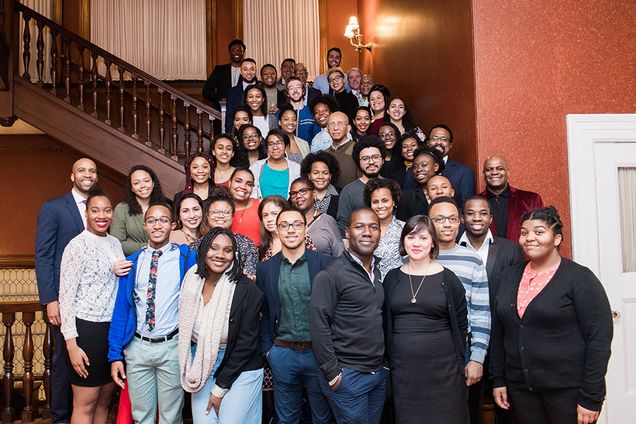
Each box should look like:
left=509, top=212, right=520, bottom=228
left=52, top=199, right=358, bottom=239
left=472, top=0, right=636, bottom=256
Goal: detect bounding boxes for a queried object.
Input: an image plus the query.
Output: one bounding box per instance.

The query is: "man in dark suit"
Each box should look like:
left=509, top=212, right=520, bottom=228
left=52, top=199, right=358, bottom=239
left=257, top=207, right=334, bottom=423
left=202, top=39, right=245, bottom=106
left=35, top=157, right=98, bottom=423
left=427, top=124, right=475, bottom=206
left=480, top=155, right=544, bottom=242
left=459, top=195, right=524, bottom=424
left=224, top=57, right=258, bottom=133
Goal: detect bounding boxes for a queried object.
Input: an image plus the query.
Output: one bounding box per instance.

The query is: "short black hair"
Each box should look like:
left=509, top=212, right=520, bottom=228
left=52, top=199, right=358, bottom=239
left=309, top=94, right=340, bottom=115
left=428, top=196, right=458, bottom=211
left=352, top=136, right=387, bottom=170
left=346, top=207, right=379, bottom=228
left=144, top=201, right=173, bottom=219
left=228, top=39, right=246, bottom=51
left=300, top=151, right=341, bottom=183
left=86, top=186, right=112, bottom=209
left=275, top=205, right=307, bottom=225
left=195, top=228, right=243, bottom=282
left=399, top=215, right=439, bottom=258
left=260, top=63, right=276, bottom=73
left=265, top=128, right=291, bottom=148
left=281, top=58, right=296, bottom=66
left=429, top=123, right=454, bottom=143
left=241, top=58, right=256, bottom=66
left=462, top=195, right=491, bottom=215
left=327, top=47, right=342, bottom=58
left=363, top=177, right=401, bottom=208
left=290, top=176, right=316, bottom=192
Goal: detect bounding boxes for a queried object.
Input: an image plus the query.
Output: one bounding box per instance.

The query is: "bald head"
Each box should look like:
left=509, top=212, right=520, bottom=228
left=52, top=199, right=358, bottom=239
left=327, top=112, right=351, bottom=144
left=71, top=158, right=98, bottom=195
left=483, top=155, right=509, bottom=193
left=426, top=175, right=454, bottom=200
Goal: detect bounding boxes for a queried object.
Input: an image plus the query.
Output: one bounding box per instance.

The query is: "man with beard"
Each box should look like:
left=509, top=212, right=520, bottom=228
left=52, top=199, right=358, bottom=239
left=311, top=208, right=386, bottom=423
left=276, top=58, right=296, bottom=91
left=202, top=39, right=246, bottom=106
left=36, top=158, right=100, bottom=424
left=336, top=136, right=386, bottom=235
left=224, top=58, right=258, bottom=133
left=282, top=76, right=319, bottom=142
left=312, top=47, right=349, bottom=94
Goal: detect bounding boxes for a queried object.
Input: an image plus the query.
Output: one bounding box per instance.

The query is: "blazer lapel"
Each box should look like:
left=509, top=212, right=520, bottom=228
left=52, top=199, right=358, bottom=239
left=229, top=283, right=248, bottom=319
left=486, top=240, right=498, bottom=279
left=64, top=193, right=84, bottom=233
left=269, top=254, right=283, bottom=311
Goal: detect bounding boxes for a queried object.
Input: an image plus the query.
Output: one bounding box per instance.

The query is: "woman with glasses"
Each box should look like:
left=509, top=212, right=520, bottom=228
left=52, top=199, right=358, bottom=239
left=234, top=124, right=267, bottom=168
left=364, top=178, right=405, bottom=281
left=249, top=129, right=301, bottom=199
left=300, top=152, right=341, bottom=219
left=277, top=104, right=310, bottom=164
left=379, top=123, right=405, bottom=185
left=327, top=67, right=358, bottom=121
left=197, top=187, right=258, bottom=280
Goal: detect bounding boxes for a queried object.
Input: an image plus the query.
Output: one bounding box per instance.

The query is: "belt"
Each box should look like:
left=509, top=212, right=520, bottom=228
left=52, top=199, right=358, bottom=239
left=274, top=339, right=312, bottom=351
left=135, top=329, right=178, bottom=343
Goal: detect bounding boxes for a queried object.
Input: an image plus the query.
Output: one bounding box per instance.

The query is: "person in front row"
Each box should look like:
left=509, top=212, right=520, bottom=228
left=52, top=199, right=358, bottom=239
left=108, top=203, right=197, bottom=424
left=257, top=207, right=335, bottom=423
left=311, top=208, right=387, bottom=423
left=179, top=228, right=264, bottom=423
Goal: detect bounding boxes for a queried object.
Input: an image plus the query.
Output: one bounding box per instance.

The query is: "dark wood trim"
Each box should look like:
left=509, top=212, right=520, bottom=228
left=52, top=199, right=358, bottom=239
left=52, top=0, right=62, bottom=25
left=318, top=0, right=328, bottom=75
left=78, top=0, right=89, bottom=40
left=0, top=301, right=41, bottom=313
left=0, top=255, right=34, bottom=268
left=234, top=0, right=243, bottom=40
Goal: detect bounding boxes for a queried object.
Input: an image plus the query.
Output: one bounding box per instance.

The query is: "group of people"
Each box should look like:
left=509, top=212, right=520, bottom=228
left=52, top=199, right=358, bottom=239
left=34, top=39, right=614, bottom=424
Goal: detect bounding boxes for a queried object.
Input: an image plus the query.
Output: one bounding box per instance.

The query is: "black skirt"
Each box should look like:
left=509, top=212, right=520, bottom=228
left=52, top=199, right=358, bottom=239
left=68, top=318, right=112, bottom=387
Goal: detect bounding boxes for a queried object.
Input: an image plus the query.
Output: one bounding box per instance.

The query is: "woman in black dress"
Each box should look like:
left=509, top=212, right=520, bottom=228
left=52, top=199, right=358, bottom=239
left=384, top=215, right=468, bottom=424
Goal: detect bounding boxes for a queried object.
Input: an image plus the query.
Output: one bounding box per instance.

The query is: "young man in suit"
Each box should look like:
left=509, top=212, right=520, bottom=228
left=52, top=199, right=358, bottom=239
left=35, top=157, right=98, bottom=423
left=427, top=124, right=476, bottom=206
left=256, top=207, right=334, bottom=423
left=202, top=39, right=246, bottom=106
left=109, top=203, right=196, bottom=424
left=224, top=58, right=258, bottom=133
left=458, top=195, right=524, bottom=424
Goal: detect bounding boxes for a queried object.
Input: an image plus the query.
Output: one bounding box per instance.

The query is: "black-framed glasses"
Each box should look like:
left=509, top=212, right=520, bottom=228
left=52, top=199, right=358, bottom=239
left=289, top=187, right=311, bottom=198
left=431, top=215, right=459, bottom=224
left=360, top=154, right=382, bottom=163
left=144, top=216, right=171, bottom=225
left=278, top=221, right=304, bottom=231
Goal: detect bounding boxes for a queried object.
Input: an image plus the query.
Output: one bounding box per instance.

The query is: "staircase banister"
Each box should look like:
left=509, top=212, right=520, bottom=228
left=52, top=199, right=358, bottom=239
left=0, top=301, right=41, bottom=314
left=14, top=2, right=221, bottom=121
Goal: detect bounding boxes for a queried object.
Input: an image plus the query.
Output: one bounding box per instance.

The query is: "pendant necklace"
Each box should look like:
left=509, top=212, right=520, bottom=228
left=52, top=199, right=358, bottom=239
left=408, top=261, right=430, bottom=304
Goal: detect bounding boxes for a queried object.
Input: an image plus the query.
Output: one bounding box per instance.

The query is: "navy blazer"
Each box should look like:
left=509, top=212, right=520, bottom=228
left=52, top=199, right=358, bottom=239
left=442, top=157, right=476, bottom=206
left=255, top=250, right=335, bottom=353
left=202, top=63, right=233, bottom=105
left=35, top=192, right=85, bottom=305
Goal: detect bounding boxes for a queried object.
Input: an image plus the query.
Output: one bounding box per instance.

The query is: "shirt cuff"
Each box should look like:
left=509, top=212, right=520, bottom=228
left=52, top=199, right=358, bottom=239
left=62, top=328, right=79, bottom=340
left=469, top=348, right=487, bottom=364
left=211, top=384, right=228, bottom=398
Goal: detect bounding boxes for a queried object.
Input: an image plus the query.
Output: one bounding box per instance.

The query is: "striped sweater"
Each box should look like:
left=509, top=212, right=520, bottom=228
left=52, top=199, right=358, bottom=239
left=437, top=244, right=491, bottom=364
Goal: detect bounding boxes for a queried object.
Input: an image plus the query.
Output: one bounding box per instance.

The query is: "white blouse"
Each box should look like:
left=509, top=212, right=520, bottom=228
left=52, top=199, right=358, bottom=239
left=59, top=230, right=125, bottom=340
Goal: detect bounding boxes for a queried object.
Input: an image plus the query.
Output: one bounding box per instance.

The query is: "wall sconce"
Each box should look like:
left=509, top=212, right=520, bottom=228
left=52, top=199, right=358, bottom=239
left=344, top=16, right=372, bottom=52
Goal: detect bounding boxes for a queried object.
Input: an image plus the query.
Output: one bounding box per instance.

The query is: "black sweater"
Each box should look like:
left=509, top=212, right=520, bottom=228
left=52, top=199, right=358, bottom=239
left=489, top=258, right=613, bottom=411
left=310, top=251, right=385, bottom=381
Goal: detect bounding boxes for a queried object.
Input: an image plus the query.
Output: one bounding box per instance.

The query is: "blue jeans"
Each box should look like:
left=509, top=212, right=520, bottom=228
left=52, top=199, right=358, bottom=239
left=318, top=366, right=387, bottom=424
left=190, top=346, right=263, bottom=424
left=267, top=344, right=333, bottom=424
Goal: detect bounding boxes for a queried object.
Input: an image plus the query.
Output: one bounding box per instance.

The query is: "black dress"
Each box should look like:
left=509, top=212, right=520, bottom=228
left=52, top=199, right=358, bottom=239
left=386, top=269, right=468, bottom=424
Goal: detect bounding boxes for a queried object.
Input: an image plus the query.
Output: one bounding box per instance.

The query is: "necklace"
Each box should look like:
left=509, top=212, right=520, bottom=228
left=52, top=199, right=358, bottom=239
left=407, top=261, right=430, bottom=304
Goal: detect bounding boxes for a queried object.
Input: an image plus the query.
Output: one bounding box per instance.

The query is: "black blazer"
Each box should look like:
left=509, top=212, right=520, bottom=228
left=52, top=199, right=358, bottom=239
left=489, top=258, right=613, bottom=411
left=396, top=188, right=428, bottom=222
left=213, top=275, right=264, bottom=390
left=202, top=63, right=233, bottom=105
left=224, top=82, right=247, bottom=133
left=442, top=158, right=475, bottom=206
left=325, top=194, right=339, bottom=220
left=35, top=192, right=85, bottom=305
left=256, top=250, right=335, bottom=353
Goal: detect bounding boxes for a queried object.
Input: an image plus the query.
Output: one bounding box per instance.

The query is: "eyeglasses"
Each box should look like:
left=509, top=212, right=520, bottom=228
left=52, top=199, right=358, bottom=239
left=379, top=131, right=396, bottom=139
left=243, top=133, right=260, bottom=140
left=268, top=140, right=285, bottom=148
left=144, top=216, right=171, bottom=225
left=278, top=221, right=305, bottom=231
left=289, top=187, right=311, bottom=198
left=209, top=209, right=233, bottom=217
left=327, top=121, right=346, bottom=129
left=431, top=215, right=459, bottom=224
left=360, top=154, right=382, bottom=163
left=430, top=135, right=449, bottom=142
left=328, top=75, right=343, bottom=83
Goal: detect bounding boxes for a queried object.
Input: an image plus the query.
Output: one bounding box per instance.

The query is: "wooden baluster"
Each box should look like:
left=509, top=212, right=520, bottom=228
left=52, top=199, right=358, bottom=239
left=21, top=312, right=35, bottom=422
left=170, top=95, right=178, bottom=160
left=90, top=52, right=98, bottom=118
left=36, top=21, right=44, bottom=85
left=196, top=109, right=204, bottom=153
left=77, top=46, right=85, bottom=111
left=104, top=60, right=112, bottom=125
left=145, top=80, right=152, bottom=146
left=118, top=66, right=125, bottom=132
left=158, top=89, right=166, bottom=154
left=22, top=15, right=31, bottom=80
left=209, top=115, right=215, bottom=141
left=50, top=29, right=58, bottom=95
left=63, top=38, right=70, bottom=102
left=131, top=75, right=138, bottom=140
left=2, top=312, right=15, bottom=423
left=184, top=102, right=191, bottom=160
left=41, top=311, right=53, bottom=419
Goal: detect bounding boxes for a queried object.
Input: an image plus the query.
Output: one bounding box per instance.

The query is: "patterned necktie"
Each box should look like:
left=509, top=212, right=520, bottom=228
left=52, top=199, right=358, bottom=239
left=145, top=249, right=163, bottom=331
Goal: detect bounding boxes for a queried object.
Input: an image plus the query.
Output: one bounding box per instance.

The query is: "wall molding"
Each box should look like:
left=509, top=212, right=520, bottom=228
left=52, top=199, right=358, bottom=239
left=0, top=254, right=35, bottom=268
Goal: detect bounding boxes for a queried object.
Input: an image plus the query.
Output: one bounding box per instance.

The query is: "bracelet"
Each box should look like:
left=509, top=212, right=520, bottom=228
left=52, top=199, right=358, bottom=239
left=328, top=372, right=342, bottom=387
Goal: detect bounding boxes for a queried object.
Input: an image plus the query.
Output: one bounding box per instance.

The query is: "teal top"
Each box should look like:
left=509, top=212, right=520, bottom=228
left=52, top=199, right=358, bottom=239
left=260, top=163, right=289, bottom=198
left=276, top=253, right=311, bottom=342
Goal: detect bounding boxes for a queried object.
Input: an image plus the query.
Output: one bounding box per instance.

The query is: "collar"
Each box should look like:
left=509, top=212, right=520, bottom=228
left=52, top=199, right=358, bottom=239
left=346, top=249, right=378, bottom=271
left=487, top=184, right=510, bottom=198
left=145, top=242, right=179, bottom=254
left=330, top=134, right=353, bottom=150
left=71, top=188, right=86, bottom=204
left=458, top=229, right=494, bottom=249
left=281, top=251, right=307, bottom=266
left=443, top=155, right=449, bottom=164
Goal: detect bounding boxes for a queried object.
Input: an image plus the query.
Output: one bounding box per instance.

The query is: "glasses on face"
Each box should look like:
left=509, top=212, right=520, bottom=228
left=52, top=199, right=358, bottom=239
left=209, top=209, right=233, bottom=217
left=328, top=75, right=343, bottom=84
left=361, top=81, right=373, bottom=86
left=360, top=154, right=382, bottom=163
left=289, top=187, right=311, bottom=198
left=278, top=221, right=305, bottom=231
left=144, top=216, right=171, bottom=225
left=379, top=131, right=396, bottom=139
left=413, top=163, right=430, bottom=171
left=430, top=135, right=449, bottom=142
left=243, top=133, right=259, bottom=140
left=432, top=215, right=459, bottom=224
left=268, top=140, right=285, bottom=148
left=327, top=121, right=346, bottom=129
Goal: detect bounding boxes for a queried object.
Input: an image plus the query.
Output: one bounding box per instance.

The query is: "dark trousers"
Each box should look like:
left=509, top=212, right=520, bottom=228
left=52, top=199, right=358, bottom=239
left=267, top=345, right=334, bottom=424
left=319, top=366, right=387, bottom=424
left=52, top=326, right=72, bottom=423
left=508, top=385, right=580, bottom=424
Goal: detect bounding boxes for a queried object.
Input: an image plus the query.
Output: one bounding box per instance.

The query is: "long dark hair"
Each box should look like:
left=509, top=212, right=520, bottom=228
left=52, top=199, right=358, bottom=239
left=257, top=195, right=289, bottom=260
left=173, top=193, right=204, bottom=232
left=195, top=227, right=243, bottom=282
left=232, top=124, right=267, bottom=167
left=182, top=153, right=216, bottom=196
left=243, top=84, right=268, bottom=116
left=231, top=106, right=254, bottom=139
left=124, top=165, right=165, bottom=216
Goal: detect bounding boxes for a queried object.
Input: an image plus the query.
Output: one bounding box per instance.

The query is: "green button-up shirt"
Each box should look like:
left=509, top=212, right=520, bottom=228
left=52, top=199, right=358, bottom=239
left=276, top=253, right=311, bottom=342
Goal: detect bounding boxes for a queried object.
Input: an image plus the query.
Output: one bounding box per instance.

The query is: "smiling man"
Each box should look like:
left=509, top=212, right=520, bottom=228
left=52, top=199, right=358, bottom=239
left=202, top=39, right=246, bottom=106
left=325, top=111, right=357, bottom=188
left=224, top=58, right=259, bottom=133
left=312, top=47, right=349, bottom=94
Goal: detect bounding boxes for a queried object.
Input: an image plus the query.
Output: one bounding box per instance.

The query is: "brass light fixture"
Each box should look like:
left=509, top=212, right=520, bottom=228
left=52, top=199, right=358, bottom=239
left=344, top=16, right=372, bottom=52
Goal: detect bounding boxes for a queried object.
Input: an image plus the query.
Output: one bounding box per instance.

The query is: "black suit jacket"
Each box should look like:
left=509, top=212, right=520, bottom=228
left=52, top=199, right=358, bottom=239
left=202, top=63, right=234, bottom=105
left=482, top=236, right=524, bottom=305
left=442, top=157, right=475, bottom=205
left=35, top=192, right=85, bottom=305
left=214, top=275, right=264, bottom=390
left=256, top=250, right=335, bottom=353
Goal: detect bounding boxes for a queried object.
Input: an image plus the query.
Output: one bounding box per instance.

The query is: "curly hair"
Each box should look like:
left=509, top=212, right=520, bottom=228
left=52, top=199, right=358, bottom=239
left=363, top=177, right=401, bottom=209
left=124, top=165, right=165, bottom=216
left=199, top=187, right=235, bottom=236
left=300, top=151, right=341, bottom=183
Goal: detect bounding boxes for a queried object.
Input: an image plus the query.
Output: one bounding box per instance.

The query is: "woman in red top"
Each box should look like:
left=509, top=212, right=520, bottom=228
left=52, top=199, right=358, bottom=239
left=228, top=168, right=261, bottom=246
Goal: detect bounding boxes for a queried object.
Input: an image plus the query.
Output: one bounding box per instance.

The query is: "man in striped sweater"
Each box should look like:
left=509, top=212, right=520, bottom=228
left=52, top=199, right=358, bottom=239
left=429, top=196, right=490, bottom=423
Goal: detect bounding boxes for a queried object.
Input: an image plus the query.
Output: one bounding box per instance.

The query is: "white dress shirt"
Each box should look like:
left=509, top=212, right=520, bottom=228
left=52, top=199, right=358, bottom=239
left=71, top=188, right=87, bottom=228
left=458, top=229, right=494, bottom=269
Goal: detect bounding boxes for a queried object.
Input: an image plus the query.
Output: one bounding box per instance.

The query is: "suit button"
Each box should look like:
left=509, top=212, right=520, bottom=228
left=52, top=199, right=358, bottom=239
left=519, top=324, right=524, bottom=329
left=524, top=368, right=529, bottom=373
left=520, top=346, right=526, bottom=351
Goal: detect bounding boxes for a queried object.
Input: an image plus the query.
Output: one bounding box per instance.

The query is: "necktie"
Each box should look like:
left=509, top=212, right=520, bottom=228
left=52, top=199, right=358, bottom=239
left=145, top=249, right=163, bottom=331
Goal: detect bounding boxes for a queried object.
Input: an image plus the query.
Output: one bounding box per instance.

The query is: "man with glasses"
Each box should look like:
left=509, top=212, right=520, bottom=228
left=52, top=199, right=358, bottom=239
left=336, top=136, right=386, bottom=235
left=325, top=112, right=357, bottom=188
left=428, top=197, right=490, bottom=411
left=256, top=207, right=335, bottom=424
left=282, top=77, right=319, bottom=143
left=427, top=124, right=475, bottom=206
left=109, top=203, right=196, bottom=424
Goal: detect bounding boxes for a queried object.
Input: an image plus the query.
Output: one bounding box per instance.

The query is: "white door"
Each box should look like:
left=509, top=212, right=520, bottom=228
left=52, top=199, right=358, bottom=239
left=568, top=114, right=636, bottom=424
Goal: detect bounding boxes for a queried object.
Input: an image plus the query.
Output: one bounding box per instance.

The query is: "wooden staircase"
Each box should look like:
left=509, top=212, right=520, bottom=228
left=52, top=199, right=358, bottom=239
left=1, top=0, right=221, bottom=197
